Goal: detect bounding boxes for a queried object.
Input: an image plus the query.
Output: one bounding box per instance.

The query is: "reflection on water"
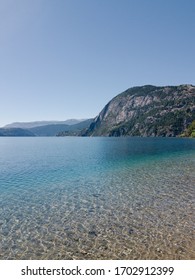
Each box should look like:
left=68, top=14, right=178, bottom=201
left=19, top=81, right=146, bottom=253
left=0, top=137, right=194, bottom=259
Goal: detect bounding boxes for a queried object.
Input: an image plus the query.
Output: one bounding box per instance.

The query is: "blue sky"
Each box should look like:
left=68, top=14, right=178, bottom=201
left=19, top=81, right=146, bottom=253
left=1, top=0, right=195, bottom=126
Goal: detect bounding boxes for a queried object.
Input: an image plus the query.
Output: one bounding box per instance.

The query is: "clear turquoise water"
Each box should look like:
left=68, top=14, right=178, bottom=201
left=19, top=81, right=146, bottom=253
left=0, top=137, right=194, bottom=259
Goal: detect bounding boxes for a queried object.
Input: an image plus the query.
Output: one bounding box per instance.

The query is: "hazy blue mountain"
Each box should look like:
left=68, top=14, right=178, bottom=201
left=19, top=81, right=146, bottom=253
left=0, top=128, right=35, bottom=137
left=57, top=119, right=94, bottom=136
left=29, top=124, right=70, bottom=136
left=29, top=119, right=93, bottom=136
left=84, top=85, right=195, bottom=137
left=4, top=119, right=86, bottom=129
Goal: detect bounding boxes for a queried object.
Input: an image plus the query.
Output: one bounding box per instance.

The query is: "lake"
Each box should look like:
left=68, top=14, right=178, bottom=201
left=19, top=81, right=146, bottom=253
left=0, top=137, right=194, bottom=259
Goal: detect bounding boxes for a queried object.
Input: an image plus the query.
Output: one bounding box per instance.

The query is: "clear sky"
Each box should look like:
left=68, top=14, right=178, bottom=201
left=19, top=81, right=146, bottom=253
left=1, top=0, right=195, bottom=126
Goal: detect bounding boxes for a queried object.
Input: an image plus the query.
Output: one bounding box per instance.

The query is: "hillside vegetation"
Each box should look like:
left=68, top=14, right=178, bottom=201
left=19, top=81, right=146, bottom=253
left=181, top=120, right=195, bottom=137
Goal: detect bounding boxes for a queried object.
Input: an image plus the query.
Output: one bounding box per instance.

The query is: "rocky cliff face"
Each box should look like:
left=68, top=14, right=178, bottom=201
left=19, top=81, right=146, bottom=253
left=84, top=85, right=195, bottom=137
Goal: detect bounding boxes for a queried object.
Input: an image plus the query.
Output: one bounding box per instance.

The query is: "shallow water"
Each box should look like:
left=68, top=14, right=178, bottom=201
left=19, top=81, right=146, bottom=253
left=0, top=137, right=194, bottom=259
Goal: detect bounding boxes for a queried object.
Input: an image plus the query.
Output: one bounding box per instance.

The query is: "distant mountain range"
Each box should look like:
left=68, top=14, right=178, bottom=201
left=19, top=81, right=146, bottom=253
left=84, top=84, right=195, bottom=137
left=0, top=119, right=93, bottom=137
left=0, top=128, right=35, bottom=137
left=1, top=85, right=195, bottom=137
left=29, top=119, right=93, bottom=136
left=4, top=119, right=86, bottom=129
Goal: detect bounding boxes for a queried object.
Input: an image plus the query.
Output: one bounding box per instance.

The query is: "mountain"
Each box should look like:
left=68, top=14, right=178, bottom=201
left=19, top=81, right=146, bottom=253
left=84, top=85, right=195, bottom=137
left=4, top=119, right=86, bottom=129
left=29, top=119, right=93, bottom=136
left=57, top=119, right=94, bottom=136
left=29, top=124, right=70, bottom=136
left=0, top=128, right=35, bottom=137
left=0, top=119, right=93, bottom=137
